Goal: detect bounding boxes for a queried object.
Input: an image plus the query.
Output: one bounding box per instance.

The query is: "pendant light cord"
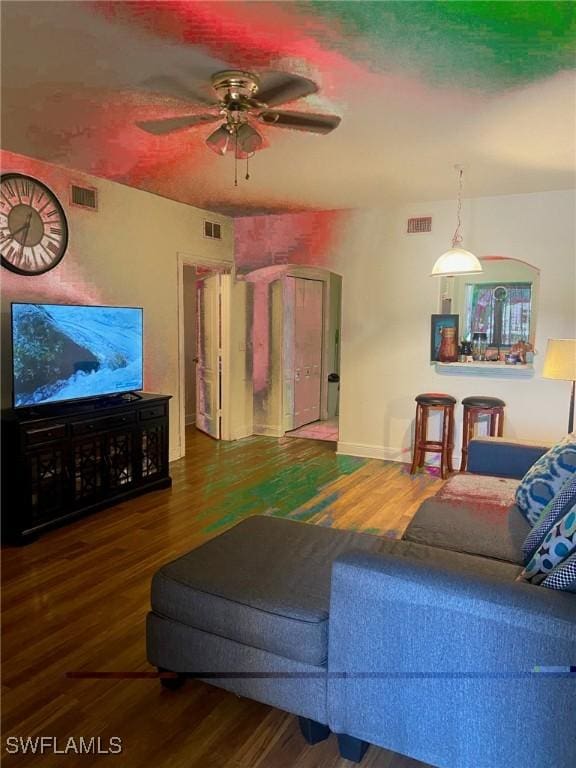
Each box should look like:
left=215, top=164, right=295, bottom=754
left=451, top=169, right=464, bottom=248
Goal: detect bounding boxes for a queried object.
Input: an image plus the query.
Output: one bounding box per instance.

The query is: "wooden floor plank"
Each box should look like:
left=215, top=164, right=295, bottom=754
left=2, top=428, right=441, bottom=767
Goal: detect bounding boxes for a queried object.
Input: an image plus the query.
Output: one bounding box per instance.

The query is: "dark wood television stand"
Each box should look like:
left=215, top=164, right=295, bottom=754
left=1, top=393, right=172, bottom=544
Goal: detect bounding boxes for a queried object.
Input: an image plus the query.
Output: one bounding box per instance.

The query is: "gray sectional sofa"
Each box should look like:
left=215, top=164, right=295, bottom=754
left=147, top=438, right=576, bottom=768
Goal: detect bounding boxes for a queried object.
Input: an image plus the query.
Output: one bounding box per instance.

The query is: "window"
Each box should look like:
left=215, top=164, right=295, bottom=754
left=465, top=282, right=532, bottom=348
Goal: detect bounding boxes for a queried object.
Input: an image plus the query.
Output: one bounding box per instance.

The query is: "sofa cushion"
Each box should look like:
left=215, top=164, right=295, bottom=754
left=467, top=437, right=552, bottom=479
left=435, top=473, right=518, bottom=511
left=515, top=434, right=576, bottom=525
left=520, top=507, right=576, bottom=584
left=403, top=498, right=530, bottom=564
left=521, top=475, right=576, bottom=562
left=150, top=515, right=383, bottom=666
left=542, top=552, right=576, bottom=593
left=364, top=537, right=523, bottom=582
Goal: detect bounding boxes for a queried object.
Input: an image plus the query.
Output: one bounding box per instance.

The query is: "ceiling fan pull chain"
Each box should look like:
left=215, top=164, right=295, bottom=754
left=245, top=154, right=250, bottom=181
left=234, top=129, right=238, bottom=187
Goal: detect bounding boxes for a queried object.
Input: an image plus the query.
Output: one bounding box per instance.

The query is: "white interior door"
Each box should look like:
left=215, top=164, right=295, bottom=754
left=293, top=278, right=323, bottom=429
left=196, top=273, right=221, bottom=438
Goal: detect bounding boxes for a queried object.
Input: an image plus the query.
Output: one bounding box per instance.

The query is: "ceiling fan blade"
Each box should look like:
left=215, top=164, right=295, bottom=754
left=140, top=75, right=214, bottom=106
left=257, top=72, right=318, bottom=107
left=259, top=110, right=341, bottom=134
left=136, top=113, right=220, bottom=135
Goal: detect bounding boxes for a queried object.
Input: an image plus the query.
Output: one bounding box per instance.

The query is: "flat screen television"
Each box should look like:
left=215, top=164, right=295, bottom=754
left=11, top=303, right=144, bottom=409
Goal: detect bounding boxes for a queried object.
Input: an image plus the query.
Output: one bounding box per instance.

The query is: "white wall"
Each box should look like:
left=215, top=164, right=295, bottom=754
left=332, top=190, right=576, bottom=462
left=183, top=266, right=197, bottom=425
left=0, top=151, right=234, bottom=461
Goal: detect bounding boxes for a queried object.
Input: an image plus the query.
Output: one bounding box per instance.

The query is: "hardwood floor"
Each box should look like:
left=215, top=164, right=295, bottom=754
left=2, top=429, right=442, bottom=767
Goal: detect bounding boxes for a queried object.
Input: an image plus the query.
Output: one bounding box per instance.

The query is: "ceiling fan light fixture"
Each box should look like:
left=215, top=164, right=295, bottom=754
left=141, top=69, right=340, bottom=186
left=206, top=124, right=232, bottom=155
left=431, top=166, right=482, bottom=277
left=235, top=123, right=263, bottom=154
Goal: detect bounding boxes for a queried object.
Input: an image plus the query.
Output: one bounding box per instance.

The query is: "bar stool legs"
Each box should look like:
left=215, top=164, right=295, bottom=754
left=459, top=397, right=506, bottom=472
left=443, top=406, right=455, bottom=477
left=410, top=394, right=457, bottom=480
left=410, top=402, right=426, bottom=474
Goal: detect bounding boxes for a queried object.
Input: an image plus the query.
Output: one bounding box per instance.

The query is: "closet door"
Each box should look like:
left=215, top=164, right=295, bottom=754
left=293, top=278, right=323, bottom=429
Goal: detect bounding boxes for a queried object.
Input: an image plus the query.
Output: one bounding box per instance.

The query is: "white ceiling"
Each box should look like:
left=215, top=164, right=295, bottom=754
left=2, top=1, right=575, bottom=216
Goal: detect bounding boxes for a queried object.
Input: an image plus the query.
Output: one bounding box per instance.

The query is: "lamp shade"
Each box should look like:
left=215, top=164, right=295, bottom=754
left=430, top=247, right=483, bottom=277
left=542, top=339, right=576, bottom=381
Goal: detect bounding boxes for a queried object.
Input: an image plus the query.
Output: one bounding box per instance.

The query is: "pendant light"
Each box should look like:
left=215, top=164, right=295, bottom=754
left=431, top=166, right=483, bottom=277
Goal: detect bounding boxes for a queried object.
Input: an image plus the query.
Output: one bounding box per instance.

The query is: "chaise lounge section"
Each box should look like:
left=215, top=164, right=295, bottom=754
left=147, top=437, right=576, bottom=767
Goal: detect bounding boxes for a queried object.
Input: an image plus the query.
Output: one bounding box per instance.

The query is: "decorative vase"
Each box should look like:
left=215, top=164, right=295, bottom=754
left=438, top=327, right=458, bottom=362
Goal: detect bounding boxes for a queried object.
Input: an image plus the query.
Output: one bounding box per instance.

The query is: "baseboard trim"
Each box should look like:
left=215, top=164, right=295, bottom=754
left=169, top=448, right=183, bottom=463
left=253, top=425, right=284, bottom=437
left=337, top=441, right=461, bottom=468
left=336, top=442, right=404, bottom=461
left=230, top=426, right=253, bottom=441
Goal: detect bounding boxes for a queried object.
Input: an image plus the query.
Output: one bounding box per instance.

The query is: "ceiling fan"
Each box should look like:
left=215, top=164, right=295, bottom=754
left=136, top=70, right=341, bottom=183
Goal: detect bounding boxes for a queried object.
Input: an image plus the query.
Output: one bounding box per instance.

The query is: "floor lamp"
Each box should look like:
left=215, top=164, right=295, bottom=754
left=542, top=339, right=576, bottom=433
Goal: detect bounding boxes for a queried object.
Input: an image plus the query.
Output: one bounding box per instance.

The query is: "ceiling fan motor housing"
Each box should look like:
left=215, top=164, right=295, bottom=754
left=211, top=70, right=261, bottom=105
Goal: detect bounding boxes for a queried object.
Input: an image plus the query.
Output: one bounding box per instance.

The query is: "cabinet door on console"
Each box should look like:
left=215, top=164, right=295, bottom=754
left=141, top=421, right=168, bottom=481
left=105, top=429, right=136, bottom=491
left=71, top=434, right=106, bottom=506
left=139, top=401, right=169, bottom=482
left=25, top=442, right=68, bottom=525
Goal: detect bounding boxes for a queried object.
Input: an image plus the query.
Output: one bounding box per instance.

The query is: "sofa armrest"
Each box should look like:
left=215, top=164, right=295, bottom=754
left=328, top=549, right=576, bottom=768
left=467, top=436, right=552, bottom=478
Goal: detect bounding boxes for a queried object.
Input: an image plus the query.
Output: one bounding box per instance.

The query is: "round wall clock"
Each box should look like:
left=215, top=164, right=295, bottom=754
left=0, top=173, right=69, bottom=275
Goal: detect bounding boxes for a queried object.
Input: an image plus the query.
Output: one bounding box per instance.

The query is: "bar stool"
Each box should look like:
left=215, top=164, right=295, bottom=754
left=410, top=393, right=457, bottom=480
left=460, top=396, right=506, bottom=471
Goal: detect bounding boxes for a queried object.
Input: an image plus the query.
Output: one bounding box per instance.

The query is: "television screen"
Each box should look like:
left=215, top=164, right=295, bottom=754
left=12, top=303, right=143, bottom=408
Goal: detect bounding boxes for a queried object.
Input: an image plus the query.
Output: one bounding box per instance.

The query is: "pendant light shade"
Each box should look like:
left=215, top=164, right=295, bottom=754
left=431, top=167, right=482, bottom=277
left=431, top=247, right=483, bottom=276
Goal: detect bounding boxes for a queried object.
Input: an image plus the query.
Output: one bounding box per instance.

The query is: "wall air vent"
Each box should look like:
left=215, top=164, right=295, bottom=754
left=70, top=184, right=98, bottom=210
left=204, top=220, right=222, bottom=240
left=406, top=216, right=432, bottom=234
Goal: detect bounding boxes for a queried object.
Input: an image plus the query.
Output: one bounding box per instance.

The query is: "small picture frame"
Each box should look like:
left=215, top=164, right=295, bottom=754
left=430, top=314, right=459, bottom=361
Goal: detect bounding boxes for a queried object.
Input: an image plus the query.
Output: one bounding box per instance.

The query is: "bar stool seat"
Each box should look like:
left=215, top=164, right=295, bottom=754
left=416, top=393, right=457, bottom=407
left=462, top=396, right=506, bottom=408
left=460, top=396, right=506, bottom=472
left=411, top=393, right=457, bottom=480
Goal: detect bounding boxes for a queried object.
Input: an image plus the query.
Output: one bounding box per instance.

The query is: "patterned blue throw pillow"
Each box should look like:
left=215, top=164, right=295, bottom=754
left=515, top=435, right=576, bottom=525
left=521, top=475, right=576, bottom=563
left=521, top=507, right=576, bottom=584
left=541, top=552, right=576, bottom=592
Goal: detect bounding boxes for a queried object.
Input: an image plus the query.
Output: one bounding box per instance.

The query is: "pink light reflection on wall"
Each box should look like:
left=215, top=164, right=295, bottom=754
left=235, top=210, right=348, bottom=272
left=243, top=266, right=290, bottom=394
